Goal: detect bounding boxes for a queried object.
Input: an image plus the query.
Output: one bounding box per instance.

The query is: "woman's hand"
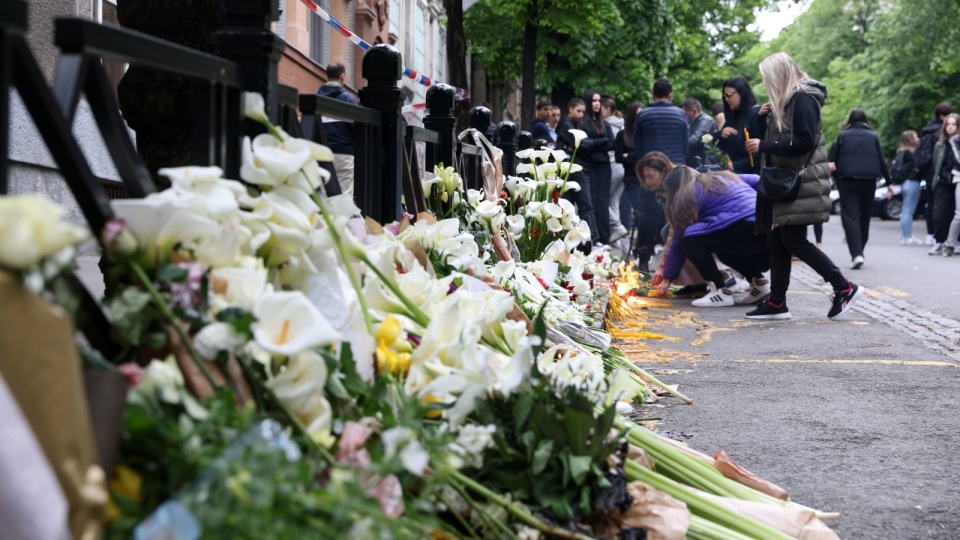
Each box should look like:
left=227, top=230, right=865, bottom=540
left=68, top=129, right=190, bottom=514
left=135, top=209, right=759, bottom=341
left=886, top=185, right=894, bottom=200
left=759, top=103, right=772, bottom=116
left=745, top=139, right=761, bottom=154
left=727, top=161, right=735, bottom=172
left=829, top=161, right=837, bottom=172
left=656, top=278, right=672, bottom=296
left=721, top=127, right=738, bottom=139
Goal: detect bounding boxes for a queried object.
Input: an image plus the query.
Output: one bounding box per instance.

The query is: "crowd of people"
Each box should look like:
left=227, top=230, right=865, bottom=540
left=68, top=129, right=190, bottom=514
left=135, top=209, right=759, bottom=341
left=529, top=52, right=875, bottom=320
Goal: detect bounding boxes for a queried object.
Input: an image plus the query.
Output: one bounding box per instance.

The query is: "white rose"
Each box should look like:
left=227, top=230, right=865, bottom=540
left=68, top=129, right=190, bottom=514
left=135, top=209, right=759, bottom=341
left=0, top=194, right=90, bottom=270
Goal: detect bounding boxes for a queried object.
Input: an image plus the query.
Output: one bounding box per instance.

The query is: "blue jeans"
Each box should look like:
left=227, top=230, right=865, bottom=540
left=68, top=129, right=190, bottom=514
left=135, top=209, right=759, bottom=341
left=899, top=180, right=921, bottom=238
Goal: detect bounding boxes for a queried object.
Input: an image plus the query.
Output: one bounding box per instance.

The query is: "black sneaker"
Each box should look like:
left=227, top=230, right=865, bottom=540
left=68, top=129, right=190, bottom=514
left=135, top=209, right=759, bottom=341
left=745, top=297, right=791, bottom=320
left=828, top=282, right=864, bottom=319
left=673, top=284, right=708, bottom=298
left=944, top=246, right=955, bottom=257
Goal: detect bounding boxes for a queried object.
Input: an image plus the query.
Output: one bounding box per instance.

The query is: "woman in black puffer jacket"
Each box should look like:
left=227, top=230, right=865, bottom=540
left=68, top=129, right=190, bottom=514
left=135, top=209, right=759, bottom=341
left=828, top=108, right=891, bottom=268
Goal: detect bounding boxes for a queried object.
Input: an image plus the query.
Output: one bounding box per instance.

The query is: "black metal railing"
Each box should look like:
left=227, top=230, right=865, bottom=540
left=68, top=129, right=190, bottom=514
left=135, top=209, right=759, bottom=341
left=2, top=0, right=527, bottom=357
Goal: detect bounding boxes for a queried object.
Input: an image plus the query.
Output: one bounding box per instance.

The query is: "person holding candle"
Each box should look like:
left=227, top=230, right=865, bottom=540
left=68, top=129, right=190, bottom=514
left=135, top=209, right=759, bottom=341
left=717, top=76, right=761, bottom=175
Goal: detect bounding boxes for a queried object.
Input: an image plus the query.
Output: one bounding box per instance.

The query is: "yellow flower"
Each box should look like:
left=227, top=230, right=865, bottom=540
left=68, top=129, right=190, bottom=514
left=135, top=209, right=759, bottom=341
left=376, top=316, right=412, bottom=375
left=106, top=465, right=143, bottom=522
left=423, top=393, right=444, bottom=419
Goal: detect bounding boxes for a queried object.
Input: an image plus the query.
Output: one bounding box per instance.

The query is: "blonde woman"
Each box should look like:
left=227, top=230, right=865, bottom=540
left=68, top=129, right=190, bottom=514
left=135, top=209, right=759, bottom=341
left=743, top=52, right=862, bottom=319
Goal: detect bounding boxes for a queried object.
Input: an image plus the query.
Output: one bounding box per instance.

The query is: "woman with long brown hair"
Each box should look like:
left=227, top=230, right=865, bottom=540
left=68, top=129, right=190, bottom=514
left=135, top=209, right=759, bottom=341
left=658, top=167, right=769, bottom=307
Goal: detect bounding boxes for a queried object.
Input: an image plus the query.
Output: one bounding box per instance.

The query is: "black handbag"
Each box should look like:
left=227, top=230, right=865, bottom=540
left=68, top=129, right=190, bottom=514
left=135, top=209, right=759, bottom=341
left=757, top=150, right=816, bottom=201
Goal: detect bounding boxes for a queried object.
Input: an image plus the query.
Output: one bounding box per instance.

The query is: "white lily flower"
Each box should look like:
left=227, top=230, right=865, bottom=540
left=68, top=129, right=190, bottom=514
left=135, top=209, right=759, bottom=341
left=493, top=260, right=516, bottom=282
left=568, top=129, right=588, bottom=149
left=545, top=217, right=563, bottom=233
left=0, top=194, right=90, bottom=270
left=241, top=133, right=312, bottom=186
left=541, top=202, right=563, bottom=219
left=267, top=349, right=333, bottom=438
left=210, top=266, right=266, bottom=312
left=559, top=162, right=584, bottom=177
left=381, top=426, right=429, bottom=476
left=530, top=150, right=552, bottom=164
left=551, top=149, right=569, bottom=162
left=564, top=220, right=592, bottom=250
left=506, top=214, right=525, bottom=235
left=515, top=148, right=535, bottom=160
left=253, top=290, right=342, bottom=356
left=515, top=163, right=536, bottom=176
left=193, top=322, right=248, bottom=360
left=242, top=92, right=269, bottom=124
left=475, top=200, right=503, bottom=219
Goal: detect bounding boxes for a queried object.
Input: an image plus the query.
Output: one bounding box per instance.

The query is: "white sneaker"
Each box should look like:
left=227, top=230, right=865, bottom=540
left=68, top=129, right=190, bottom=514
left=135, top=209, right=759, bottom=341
left=926, top=234, right=935, bottom=246
left=609, top=223, right=629, bottom=243
left=691, top=283, right=735, bottom=307
left=851, top=255, right=864, bottom=269
left=734, top=277, right=771, bottom=305
left=901, top=236, right=923, bottom=245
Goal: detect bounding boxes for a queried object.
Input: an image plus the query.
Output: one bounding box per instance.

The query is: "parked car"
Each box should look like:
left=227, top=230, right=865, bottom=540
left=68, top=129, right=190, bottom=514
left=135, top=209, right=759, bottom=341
left=830, top=180, right=927, bottom=220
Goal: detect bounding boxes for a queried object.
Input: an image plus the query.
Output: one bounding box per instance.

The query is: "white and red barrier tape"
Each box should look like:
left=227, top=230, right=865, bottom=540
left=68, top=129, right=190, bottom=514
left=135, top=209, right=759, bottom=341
left=299, top=0, right=470, bottom=102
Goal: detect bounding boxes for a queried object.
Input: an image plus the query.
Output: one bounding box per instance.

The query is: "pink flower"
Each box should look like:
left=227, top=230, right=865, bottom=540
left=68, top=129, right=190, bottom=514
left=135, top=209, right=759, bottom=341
left=368, top=474, right=405, bottom=518
left=117, top=362, right=143, bottom=388
left=337, top=419, right=376, bottom=461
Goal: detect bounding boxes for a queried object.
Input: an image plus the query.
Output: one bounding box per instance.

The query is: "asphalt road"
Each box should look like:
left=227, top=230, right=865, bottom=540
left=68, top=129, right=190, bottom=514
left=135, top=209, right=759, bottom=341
left=637, top=217, right=960, bottom=539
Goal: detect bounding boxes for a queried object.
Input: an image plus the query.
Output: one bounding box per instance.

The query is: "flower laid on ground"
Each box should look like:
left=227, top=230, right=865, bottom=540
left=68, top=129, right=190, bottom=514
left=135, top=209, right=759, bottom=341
left=8, top=90, right=841, bottom=540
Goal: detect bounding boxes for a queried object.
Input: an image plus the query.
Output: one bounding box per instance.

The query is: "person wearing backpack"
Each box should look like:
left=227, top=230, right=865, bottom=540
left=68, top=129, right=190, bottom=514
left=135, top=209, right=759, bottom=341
left=890, top=130, right=922, bottom=245
left=828, top=108, right=891, bottom=269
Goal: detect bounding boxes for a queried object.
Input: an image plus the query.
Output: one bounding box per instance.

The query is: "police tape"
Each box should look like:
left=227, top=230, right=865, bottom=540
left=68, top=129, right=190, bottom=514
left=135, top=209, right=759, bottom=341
left=299, top=0, right=469, bottom=102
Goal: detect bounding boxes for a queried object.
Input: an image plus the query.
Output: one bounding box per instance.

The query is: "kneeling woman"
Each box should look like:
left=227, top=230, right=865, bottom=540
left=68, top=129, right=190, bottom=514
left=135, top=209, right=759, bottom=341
left=660, top=167, right=770, bottom=307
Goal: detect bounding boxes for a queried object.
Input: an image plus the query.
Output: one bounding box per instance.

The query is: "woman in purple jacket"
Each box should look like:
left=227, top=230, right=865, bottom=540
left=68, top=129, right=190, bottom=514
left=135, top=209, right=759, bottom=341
left=660, top=167, right=770, bottom=307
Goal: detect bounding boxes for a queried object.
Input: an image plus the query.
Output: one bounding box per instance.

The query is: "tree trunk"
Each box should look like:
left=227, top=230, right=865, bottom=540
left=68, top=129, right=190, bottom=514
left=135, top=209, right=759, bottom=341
left=520, top=19, right=537, bottom=132
left=442, top=0, right=470, bottom=130
left=550, top=81, right=575, bottom=114
left=116, top=0, right=220, bottom=181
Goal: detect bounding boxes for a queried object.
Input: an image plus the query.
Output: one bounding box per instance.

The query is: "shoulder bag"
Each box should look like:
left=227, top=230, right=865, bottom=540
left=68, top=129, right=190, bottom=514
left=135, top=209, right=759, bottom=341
left=757, top=149, right=815, bottom=201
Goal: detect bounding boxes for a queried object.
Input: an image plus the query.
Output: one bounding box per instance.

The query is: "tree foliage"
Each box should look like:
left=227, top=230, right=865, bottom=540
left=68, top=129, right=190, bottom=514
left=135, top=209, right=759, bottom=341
left=464, top=0, right=767, bottom=122
left=737, top=0, right=960, bottom=156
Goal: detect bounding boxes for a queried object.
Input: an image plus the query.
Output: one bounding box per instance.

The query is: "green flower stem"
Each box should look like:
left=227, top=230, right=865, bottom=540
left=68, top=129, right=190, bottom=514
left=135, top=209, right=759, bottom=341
left=310, top=192, right=375, bottom=336
left=449, top=470, right=592, bottom=540
left=253, top=116, right=287, bottom=142
left=611, top=355, right=693, bottom=404
left=360, top=257, right=431, bottom=328
left=624, top=460, right=793, bottom=540
left=129, top=261, right=218, bottom=390
left=687, top=515, right=756, bottom=540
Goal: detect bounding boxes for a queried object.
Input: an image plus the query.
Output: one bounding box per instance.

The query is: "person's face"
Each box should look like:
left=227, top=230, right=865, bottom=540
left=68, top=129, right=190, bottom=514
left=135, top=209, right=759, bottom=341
left=683, top=107, right=697, bottom=124
left=590, top=94, right=601, bottom=113
left=537, top=106, right=551, bottom=121
left=549, top=108, right=561, bottom=128
left=723, top=86, right=741, bottom=111
left=641, top=167, right=664, bottom=191
left=602, top=105, right=613, bottom=119
left=569, top=105, right=586, bottom=122
left=946, top=118, right=958, bottom=136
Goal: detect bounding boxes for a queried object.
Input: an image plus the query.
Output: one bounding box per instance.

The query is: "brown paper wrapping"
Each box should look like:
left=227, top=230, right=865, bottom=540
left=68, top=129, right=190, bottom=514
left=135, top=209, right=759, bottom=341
left=0, top=271, right=106, bottom=539
left=697, top=490, right=841, bottom=540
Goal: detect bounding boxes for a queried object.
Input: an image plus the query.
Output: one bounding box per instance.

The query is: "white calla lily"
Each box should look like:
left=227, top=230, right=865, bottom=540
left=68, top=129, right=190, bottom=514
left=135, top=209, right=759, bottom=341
left=568, top=129, right=588, bottom=149
left=253, top=290, right=342, bottom=356
left=506, top=214, right=525, bottom=235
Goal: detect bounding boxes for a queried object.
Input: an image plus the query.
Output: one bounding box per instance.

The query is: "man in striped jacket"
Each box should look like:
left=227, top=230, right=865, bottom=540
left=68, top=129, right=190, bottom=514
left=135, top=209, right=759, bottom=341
left=631, top=78, right=689, bottom=165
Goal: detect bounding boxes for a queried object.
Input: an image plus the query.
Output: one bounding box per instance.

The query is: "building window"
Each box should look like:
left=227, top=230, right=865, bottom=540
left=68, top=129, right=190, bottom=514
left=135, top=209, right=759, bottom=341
left=389, top=0, right=400, bottom=41
left=414, top=3, right=426, bottom=76
left=309, top=0, right=332, bottom=65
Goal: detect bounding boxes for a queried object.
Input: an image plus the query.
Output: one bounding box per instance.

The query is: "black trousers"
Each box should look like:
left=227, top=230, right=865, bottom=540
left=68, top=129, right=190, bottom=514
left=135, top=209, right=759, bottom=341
left=564, top=169, right=597, bottom=244
left=681, top=220, right=768, bottom=288
left=931, top=181, right=956, bottom=243
left=925, top=181, right=937, bottom=235
left=767, top=224, right=848, bottom=304
left=588, top=160, right=612, bottom=244
left=837, top=177, right=876, bottom=259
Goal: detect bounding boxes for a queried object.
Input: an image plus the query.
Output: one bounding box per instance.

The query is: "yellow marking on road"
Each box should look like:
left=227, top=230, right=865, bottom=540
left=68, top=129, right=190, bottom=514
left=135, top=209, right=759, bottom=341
left=872, top=286, right=910, bottom=298
left=734, top=359, right=959, bottom=368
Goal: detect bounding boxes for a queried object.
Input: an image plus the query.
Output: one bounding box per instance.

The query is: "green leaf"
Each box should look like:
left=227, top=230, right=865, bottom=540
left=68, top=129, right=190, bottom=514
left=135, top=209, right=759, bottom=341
left=155, top=264, right=189, bottom=283
left=216, top=307, right=257, bottom=337
left=565, top=454, right=593, bottom=485
left=531, top=439, right=553, bottom=475
left=106, top=287, right=155, bottom=346
left=511, top=393, right=534, bottom=434
left=562, top=409, right=593, bottom=455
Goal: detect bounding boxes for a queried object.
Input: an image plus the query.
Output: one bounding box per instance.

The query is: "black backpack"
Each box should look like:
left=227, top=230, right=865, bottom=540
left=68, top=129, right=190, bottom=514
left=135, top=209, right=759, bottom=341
left=889, top=150, right=914, bottom=185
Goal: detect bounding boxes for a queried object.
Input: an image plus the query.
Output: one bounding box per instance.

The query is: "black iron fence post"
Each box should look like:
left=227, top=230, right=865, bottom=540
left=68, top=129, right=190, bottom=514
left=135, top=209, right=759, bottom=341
left=497, top=121, right=516, bottom=177
left=358, top=44, right=404, bottom=224
left=423, top=83, right=456, bottom=171
left=517, top=130, right=532, bottom=151
left=468, top=106, right=492, bottom=140
left=210, top=0, right=283, bottom=120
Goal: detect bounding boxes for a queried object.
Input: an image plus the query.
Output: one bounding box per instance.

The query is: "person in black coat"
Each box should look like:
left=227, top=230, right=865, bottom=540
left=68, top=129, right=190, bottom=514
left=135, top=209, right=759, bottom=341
left=915, top=102, right=954, bottom=244
left=717, top=76, right=761, bottom=175
left=580, top=89, right=615, bottom=244
left=828, top=108, right=891, bottom=268
left=556, top=98, right=598, bottom=245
